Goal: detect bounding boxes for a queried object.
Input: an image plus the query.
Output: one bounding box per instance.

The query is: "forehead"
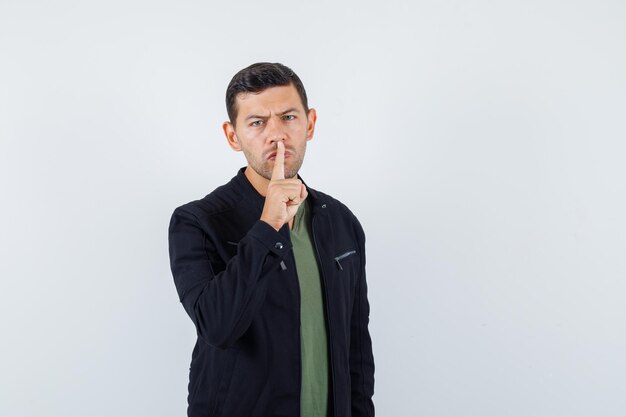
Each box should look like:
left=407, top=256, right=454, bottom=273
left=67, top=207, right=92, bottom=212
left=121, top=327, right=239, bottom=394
left=235, top=84, right=304, bottom=117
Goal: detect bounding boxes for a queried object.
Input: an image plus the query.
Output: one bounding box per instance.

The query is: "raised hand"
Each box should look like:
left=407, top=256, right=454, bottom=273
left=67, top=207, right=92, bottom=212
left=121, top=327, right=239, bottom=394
left=260, top=141, right=308, bottom=231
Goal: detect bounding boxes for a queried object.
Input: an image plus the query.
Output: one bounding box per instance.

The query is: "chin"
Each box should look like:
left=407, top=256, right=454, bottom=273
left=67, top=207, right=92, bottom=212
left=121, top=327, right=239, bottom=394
left=284, top=169, right=299, bottom=179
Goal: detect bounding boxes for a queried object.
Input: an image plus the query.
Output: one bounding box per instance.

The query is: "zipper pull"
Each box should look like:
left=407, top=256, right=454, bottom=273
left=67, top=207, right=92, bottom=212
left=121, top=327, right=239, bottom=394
left=334, top=250, right=356, bottom=271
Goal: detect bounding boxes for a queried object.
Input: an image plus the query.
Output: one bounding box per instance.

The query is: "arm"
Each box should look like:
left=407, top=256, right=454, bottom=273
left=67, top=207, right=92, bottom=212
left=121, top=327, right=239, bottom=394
left=350, top=218, right=375, bottom=416
left=169, top=144, right=305, bottom=350
left=168, top=207, right=291, bottom=349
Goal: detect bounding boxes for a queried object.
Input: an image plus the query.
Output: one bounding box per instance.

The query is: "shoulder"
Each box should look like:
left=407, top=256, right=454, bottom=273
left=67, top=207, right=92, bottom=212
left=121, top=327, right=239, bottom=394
left=308, top=187, right=366, bottom=242
left=171, top=179, right=244, bottom=223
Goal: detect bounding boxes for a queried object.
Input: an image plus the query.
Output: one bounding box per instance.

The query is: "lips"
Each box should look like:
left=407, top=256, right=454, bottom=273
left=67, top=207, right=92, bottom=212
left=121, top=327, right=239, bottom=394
left=267, top=150, right=292, bottom=160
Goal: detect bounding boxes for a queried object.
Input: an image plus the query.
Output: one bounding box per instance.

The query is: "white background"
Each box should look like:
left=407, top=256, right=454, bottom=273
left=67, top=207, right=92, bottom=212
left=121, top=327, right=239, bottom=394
left=1, top=1, right=625, bottom=416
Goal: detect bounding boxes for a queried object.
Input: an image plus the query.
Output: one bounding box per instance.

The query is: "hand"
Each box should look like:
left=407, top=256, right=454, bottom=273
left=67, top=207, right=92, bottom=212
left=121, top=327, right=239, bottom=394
left=260, top=141, right=308, bottom=231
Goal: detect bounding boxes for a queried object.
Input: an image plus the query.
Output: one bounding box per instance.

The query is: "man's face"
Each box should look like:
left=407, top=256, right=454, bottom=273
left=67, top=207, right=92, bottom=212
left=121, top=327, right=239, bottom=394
left=223, top=84, right=316, bottom=180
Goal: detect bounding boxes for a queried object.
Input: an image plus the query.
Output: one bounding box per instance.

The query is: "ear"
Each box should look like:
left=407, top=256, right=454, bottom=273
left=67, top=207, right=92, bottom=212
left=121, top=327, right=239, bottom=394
left=223, top=121, right=242, bottom=151
left=305, top=108, right=317, bottom=142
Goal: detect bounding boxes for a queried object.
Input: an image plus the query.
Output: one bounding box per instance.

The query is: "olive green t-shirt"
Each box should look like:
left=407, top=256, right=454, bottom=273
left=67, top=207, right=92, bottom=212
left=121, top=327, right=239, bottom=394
left=290, top=200, right=329, bottom=417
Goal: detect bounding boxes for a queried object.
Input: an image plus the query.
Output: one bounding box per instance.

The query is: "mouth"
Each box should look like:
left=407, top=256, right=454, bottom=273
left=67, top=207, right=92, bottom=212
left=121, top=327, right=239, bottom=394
left=267, top=151, right=292, bottom=161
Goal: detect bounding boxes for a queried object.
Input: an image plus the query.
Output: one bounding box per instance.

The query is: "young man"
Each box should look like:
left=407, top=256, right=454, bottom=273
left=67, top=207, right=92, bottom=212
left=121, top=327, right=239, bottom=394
left=168, top=62, right=375, bottom=417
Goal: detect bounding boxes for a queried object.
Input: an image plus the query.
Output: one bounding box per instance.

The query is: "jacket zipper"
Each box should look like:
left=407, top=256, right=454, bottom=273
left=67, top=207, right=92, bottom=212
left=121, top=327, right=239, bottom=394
left=334, top=250, right=356, bottom=271
left=311, top=213, right=337, bottom=417
left=287, top=248, right=302, bottom=416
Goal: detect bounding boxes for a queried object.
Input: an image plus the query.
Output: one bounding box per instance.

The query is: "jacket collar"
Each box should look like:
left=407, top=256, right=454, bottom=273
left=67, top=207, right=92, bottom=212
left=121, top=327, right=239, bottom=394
left=232, top=167, right=329, bottom=216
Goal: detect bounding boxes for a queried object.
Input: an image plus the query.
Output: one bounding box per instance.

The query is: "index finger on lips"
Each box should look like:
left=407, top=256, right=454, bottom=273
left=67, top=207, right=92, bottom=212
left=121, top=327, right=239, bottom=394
left=272, top=141, right=285, bottom=180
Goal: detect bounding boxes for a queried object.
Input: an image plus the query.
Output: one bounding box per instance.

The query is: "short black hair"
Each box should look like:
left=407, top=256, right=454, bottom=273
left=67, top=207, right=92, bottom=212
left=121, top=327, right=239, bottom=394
left=225, top=62, right=309, bottom=125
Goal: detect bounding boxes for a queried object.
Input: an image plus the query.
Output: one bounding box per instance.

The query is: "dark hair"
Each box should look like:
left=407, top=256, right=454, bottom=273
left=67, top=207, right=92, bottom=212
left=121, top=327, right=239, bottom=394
left=225, top=62, right=309, bottom=125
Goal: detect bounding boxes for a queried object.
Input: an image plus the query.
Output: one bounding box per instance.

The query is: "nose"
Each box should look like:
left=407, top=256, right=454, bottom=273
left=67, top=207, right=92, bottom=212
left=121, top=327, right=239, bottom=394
left=265, top=117, right=286, bottom=144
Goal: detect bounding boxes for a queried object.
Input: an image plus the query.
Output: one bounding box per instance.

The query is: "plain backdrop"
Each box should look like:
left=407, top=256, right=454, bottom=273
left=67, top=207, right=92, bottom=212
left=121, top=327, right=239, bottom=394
left=1, top=1, right=625, bottom=416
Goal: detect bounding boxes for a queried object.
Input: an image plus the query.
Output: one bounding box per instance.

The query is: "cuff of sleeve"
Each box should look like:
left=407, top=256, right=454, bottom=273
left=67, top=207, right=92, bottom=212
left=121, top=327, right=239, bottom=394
left=247, top=220, right=293, bottom=257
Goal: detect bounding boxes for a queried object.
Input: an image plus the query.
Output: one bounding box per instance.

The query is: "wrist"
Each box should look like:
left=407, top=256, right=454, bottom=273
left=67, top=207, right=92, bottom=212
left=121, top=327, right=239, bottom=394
left=260, top=216, right=283, bottom=232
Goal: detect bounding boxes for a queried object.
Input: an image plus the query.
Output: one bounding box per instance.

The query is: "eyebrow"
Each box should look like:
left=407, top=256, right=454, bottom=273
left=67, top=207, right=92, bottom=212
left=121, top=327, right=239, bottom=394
left=245, top=108, right=300, bottom=121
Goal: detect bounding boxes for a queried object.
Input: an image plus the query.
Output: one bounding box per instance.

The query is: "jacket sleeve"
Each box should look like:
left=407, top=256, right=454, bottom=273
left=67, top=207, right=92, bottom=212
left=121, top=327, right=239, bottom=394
left=350, top=217, right=375, bottom=416
left=168, top=206, right=291, bottom=349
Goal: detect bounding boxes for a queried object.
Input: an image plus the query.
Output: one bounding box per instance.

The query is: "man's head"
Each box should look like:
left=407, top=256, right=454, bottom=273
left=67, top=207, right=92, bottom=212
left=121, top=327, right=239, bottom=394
left=225, top=62, right=309, bottom=126
left=222, top=62, right=317, bottom=181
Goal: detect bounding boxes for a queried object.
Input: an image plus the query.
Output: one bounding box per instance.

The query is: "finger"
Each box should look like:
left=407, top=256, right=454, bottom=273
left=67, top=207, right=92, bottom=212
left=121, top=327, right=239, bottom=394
left=287, top=187, right=302, bottom=204
left=287, top=195, right=301, bottom=205
left=300, top=184, right=308, bottom=201
left=277, top=183, right=301, bottom=203
left=272, top=141, right=285, bottom=180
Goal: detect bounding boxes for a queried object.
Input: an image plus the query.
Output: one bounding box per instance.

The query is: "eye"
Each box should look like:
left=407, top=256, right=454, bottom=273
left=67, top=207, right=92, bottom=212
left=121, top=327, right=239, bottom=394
left=250, top=120, right=264, bottom=127
left=283, top=114, right=296, bottom=121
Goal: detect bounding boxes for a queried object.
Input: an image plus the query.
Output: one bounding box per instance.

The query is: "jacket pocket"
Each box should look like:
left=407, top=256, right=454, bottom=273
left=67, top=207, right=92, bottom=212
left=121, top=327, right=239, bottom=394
left=334, top=249, right=357, bottom=271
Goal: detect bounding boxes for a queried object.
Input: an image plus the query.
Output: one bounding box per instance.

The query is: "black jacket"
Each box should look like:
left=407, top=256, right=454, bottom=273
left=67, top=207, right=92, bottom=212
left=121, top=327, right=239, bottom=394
left=168, top=168, right=375, bottom=417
